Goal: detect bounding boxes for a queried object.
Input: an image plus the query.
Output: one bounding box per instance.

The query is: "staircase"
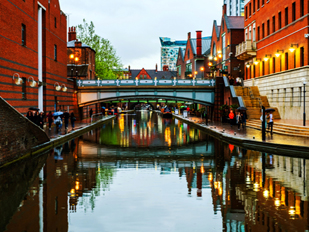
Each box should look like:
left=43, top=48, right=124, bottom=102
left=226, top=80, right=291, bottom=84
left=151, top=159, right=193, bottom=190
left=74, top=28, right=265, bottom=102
left=234, top=86, right=280, bottom=120
left=245, top=120, right=309, bottom=137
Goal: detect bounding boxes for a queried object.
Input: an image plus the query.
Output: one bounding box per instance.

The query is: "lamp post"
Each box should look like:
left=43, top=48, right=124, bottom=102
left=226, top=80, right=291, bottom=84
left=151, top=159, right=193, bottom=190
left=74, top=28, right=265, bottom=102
left=302, top=77, right=307, bottom=126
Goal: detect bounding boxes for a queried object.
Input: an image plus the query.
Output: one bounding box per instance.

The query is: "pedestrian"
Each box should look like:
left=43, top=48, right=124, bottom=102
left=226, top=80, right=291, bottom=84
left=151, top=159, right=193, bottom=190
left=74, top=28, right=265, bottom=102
left=38, top=112, right=44, bottom=129
left=63, top=109, right=70, bottom=130
left=54, top=115, right=62, bottom=132
left=236, top=112, right=242, bottom=130
left=236, top=77, right=242, bottom=86
left=241, top=111, right=247, bottom=128
left=47, top=111, right=53, bottom=130
left=70, top=112, right=76, bottom=130
left=89, top=108, right=93, bottom=118
left=229, top=109, right=234, bottom=126
left=26, top=111, right=33, bottom=122
left=33, top=111, right=40, bottom=126
left=268, top=111, right=274, bottom=134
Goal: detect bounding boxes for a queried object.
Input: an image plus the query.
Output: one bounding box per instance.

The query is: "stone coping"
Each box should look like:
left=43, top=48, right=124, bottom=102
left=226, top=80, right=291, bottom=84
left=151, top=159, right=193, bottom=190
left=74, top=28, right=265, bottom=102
left=173, top=114, right=309, bottom=157
left=0, top=116, right=116, bottom=169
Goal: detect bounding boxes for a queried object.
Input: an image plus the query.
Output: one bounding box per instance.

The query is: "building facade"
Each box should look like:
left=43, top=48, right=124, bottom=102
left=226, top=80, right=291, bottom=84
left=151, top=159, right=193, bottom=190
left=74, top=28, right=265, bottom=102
left=223, top=0, right=245, bottom=16
left=236, top=0, right=309, bottom=120
left=0, top=0, right=73, bottom=115
left=160, top=37, right=187, bottom=71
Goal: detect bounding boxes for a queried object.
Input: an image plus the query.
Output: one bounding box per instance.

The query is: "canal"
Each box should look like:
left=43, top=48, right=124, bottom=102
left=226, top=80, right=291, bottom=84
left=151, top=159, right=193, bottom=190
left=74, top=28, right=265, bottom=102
left=1, top=111, right=309, bottom=232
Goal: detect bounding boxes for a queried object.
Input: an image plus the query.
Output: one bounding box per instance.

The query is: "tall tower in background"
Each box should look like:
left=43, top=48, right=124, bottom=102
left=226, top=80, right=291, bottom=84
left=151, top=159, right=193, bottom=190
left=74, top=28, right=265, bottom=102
left=160, top=37, right=186, bottom=71
left=223, top=0, right=245, bottom=16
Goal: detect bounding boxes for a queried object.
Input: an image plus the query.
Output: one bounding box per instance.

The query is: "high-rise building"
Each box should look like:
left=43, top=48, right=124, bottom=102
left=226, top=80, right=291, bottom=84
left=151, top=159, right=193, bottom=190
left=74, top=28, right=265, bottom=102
left=160, top=37, right=187, bottom=71
left=223, top=0, right=245, bottom=16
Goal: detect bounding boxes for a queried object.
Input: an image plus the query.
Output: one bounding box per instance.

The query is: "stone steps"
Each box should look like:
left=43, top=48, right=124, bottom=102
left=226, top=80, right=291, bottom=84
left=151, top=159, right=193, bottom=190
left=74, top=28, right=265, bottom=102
left=246, top=120, right=309, bottom=137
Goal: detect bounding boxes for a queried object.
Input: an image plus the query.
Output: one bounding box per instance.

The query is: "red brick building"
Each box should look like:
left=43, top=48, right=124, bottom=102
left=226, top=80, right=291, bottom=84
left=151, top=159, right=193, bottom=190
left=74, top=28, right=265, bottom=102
left=67, top=27, right=96, bottom=80
left=236, top=0, right=309, bottom=120
left=209, top=5, right=244, bottom=79
left=176, top=31, right=212, bottom=79
left=0, top=0, right=73, bottom=115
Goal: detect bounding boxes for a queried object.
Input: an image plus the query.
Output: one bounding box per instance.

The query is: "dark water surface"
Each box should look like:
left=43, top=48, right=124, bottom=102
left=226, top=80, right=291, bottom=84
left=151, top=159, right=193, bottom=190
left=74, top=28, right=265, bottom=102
left=2, top=111, right=309, bottom=232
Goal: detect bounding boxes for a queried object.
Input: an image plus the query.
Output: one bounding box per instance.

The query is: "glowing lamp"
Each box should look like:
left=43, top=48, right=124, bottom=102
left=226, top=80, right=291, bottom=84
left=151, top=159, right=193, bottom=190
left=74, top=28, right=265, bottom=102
left=289, top=44, right=298, bottom=52
left=61, top=84, right=67, bottom=92
left=263, top=190, right=269, bottom=198
left=54, top=82, right=61, bottom=91
left=200, top=67, right=204, bottom=71
left=13, top=73, right=23, bottom=85
left=69, top=54, right=74, bottom=59
left=246, top=63, right=250, bottom=68
left=218, top=53, right=222, bottom=58
left=264, top=57, right=269, bottom=61
left=208, top=62, right=213, bottom=66
left=214, top=56, right=218, bottom=61
left=253, top=182, right=259, bottom=191
left=289, top=206, right=296, bottom=217
left=28, top=76, right=37, bottom=87
left=209, top=56, right=213, bottom=60
left=274, top=198, right=280, bottom=207
left=194, top=71, right=198, bottom=75
left=74, top=57, right=79, bottom=62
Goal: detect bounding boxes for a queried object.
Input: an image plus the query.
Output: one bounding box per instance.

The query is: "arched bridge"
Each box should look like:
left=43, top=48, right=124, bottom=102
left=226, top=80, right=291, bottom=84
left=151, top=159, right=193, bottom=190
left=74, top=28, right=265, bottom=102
left=76, top=79, right=216, bottom=107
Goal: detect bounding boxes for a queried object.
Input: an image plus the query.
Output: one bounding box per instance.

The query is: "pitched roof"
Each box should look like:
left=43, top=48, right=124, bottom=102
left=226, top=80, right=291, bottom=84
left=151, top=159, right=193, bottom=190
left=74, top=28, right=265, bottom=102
left=213, top=20, right=221, bottom=39
left=224, top=15, right=244, bottom=29
left=190, top=37, right=212, bottom=55
left=130, top=69, right=177, bottom=79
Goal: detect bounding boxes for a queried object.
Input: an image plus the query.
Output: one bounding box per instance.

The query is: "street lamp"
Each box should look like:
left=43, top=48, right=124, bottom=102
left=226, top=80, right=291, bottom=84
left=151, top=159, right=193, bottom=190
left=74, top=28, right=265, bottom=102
left=200, top=67, right=204, bottom=79
left=302, top=77, right=307, bottom=126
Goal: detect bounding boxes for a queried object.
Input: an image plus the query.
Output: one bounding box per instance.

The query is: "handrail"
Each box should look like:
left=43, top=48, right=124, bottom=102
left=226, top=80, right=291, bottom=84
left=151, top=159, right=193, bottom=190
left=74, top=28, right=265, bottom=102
left=91, top=113, right=104, bottom=123
left=223, top=76, right=230, bottom=87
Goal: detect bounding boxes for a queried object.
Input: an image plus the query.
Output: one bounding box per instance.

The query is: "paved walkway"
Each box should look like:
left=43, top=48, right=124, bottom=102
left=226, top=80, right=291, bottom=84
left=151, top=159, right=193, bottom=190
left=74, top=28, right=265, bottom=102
left=175, top=114, right=309, bottom=147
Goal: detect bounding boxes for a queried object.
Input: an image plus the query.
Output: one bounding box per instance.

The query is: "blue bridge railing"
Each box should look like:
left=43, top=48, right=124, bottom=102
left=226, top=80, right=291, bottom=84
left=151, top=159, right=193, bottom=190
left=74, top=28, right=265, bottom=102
left=77, top=79, right=216, bottom=87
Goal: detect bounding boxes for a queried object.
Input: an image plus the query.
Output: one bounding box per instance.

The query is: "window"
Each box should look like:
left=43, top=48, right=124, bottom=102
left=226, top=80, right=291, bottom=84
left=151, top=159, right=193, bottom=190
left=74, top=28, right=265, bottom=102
left=262, top=23, right=265, bottom=38
left=21, top=24, right=26, bottom=46
left=222, top=34, right=226, bottom=61
left=54, top=17, right=57, bottom=28
left=278, top=12, right=282, bottom=29
left=257, top=0, right=260, bottom=9
left=54, top=44, right=57, bottom=61
left=280, top=55, right=282, bottom=71
left=285, top=52, right=289, bottom=70
left=273, top=57, right=276, bottom=73
left=301, top=0, right=304, bottom=17
left=253, top=65, right=256, bottom=78
left=285, top=7, right=289, bottom=26
left=262, top=0, right=264, bottom=5
left=249, top=3, right=252, bottom=16
left=272, top=16, right=276, bottom=33
left=187, top=50, right=190, bottom=59
left=22, top=77, right=26, bottom=100
left=300, top=47, right=304, bottom=66
left=245, top=6, right=248, bottom=19
left=294, top=50, right=296, bottom=68
left=292, top=2, right=296, bottom=21
left=140, top=75, right=143, bottom=79
left=253, top=27, right=256, bottom=41
left=267, top=20, right=270, bottom=36
left=253, top=0, right=256, bottom=13
left=257, top=26, right=260, bottom=40
left=262, top=61, right=265, bottom=75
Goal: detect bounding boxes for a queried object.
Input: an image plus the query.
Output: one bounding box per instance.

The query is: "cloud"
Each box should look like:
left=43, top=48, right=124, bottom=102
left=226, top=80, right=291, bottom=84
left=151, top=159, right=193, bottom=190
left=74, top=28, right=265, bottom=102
left=60, top=0, right=222, bottom=70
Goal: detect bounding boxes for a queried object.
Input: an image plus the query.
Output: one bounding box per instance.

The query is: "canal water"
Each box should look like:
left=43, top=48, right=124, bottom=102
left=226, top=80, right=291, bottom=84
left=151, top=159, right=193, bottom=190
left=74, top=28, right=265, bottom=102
left=1, top=111, right=309, bottom=232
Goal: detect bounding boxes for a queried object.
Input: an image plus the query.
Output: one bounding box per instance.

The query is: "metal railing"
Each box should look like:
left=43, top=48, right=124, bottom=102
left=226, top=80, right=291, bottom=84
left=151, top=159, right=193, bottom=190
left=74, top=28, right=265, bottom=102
left=91, top=113, right=105, bottom=123
left=235, top=40, right=257, bottom=57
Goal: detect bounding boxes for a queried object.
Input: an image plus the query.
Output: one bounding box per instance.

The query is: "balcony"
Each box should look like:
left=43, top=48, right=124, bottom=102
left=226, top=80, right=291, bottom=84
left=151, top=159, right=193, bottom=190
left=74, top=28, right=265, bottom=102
left=235, top=40, right=257, bottom=60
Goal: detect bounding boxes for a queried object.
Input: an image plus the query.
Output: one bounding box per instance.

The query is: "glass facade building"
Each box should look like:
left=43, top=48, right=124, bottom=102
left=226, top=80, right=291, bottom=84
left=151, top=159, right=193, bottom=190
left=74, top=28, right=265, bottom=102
left=223, top=0, right=245, bottom=16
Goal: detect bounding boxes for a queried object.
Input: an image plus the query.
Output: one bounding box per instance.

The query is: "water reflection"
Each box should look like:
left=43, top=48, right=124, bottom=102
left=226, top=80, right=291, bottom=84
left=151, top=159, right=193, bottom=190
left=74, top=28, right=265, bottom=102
left=2, top=112, right=309, bottom=232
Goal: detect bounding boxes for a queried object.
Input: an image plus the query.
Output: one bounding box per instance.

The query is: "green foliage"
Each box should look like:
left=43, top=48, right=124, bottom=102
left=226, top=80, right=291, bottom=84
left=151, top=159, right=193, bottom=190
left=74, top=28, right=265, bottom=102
left=76, top=19, right=123, bottom=79
left=230, top=104, right=239, bottom=110
left=219, top=104, right=229, bottom=111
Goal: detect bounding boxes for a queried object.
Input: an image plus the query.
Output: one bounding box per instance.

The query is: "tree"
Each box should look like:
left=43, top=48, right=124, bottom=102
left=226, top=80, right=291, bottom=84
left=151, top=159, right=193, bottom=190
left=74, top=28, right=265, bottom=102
left=76, top=19, right=122, bottom=79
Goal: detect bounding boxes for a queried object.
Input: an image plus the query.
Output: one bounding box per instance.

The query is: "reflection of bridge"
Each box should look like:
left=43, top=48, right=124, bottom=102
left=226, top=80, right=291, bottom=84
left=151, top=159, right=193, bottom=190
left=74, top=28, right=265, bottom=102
left=76, top=79, right=215, bottom=107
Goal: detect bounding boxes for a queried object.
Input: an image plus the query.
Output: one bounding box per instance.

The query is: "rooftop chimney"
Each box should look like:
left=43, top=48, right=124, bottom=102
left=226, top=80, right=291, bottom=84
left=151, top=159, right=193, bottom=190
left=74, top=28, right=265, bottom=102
left=155, top=64, right=158, bottom=72
left=128, top=65, right=131, bottom=72
left=196, top=31, right=202, bottom=57
left=223, top=4, right=227, bottom=15
left=68, top=26, right=77, bottom=42
left=188, top=32, right=191, bottom=40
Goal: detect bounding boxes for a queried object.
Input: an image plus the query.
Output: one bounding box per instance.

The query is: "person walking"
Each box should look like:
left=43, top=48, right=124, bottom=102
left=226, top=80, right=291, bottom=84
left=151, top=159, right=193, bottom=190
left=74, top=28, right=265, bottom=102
left=236, top=112, right=242, bottom=130
left=70, top=112, right=76, bottom=130
left=33, top=111, right=40, bottom=126
left=89, top=108, right=93, bottom=118
left=268, top=111, right=274, bottom=134
left=63, top=109, right=70, bottom=130
left=229, top=110, right=235, bottom=126
left=260, top=112, right=267, bottom=129
left=26, top=111, right=33, bottom=122
left=47, top=111, right=53, bottom=130
left=38, top=112, right=44, bottom=129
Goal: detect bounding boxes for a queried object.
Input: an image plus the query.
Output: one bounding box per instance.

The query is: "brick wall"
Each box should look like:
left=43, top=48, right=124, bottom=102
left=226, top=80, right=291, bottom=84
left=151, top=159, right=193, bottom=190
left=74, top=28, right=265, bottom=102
left=0, top=97, right=50, bottom=166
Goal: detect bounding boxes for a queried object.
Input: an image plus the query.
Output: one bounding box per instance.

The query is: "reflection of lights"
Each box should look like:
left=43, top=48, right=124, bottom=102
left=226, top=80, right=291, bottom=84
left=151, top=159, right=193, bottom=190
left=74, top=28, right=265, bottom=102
left=208, top=173, right=213, bottom=181
left=253, top=183, right=259, bottom=192
left=201, top=166, right=205, bottom=174
left=275, top=198, right=280, bottom=207
left=119, top=117, right=124, bottom=132
left=214, top=181, right=218, bottom=189
left=218, top=187, right=223, bottom=196
left=164, top=127, right=171, bottom=147
left=289, top=206, right=296, bottom=218
left=56, top=167, right=62, bottom=177
left=246, top=175, right=251, bottom=184
left=263, top=190, right=269, bottom=199
left=70, top=189, right=75, bottom=194
left=75, top=181, right=80, bottom=190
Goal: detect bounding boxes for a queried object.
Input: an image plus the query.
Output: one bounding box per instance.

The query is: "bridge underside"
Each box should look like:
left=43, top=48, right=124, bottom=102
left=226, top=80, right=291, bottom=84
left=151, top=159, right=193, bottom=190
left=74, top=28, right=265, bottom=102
left=78, top=88, right=215, bottom=107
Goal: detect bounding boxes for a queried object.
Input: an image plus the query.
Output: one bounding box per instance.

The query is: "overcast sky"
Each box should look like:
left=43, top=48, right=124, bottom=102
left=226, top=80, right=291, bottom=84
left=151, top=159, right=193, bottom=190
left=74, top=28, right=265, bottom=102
left=60, top=0, right=223, bottom=70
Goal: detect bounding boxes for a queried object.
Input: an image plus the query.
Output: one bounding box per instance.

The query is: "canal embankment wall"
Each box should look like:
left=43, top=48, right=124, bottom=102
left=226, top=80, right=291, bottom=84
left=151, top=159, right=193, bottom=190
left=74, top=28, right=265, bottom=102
left=0, top=97, right=50, bottom=166
left=173, top=114, right=309, bottom=157
left=0, top=100, right=116, bottom=169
